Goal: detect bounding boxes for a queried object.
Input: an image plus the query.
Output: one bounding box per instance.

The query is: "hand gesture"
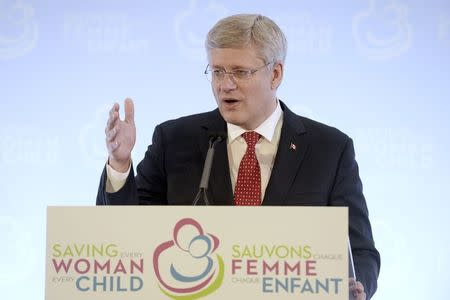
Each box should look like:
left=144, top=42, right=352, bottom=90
left=105, top=98, right=136, bottom=172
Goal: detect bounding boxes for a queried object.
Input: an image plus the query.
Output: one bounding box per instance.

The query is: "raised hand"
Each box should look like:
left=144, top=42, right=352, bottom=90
left=105, top=98, right=136, bottom=172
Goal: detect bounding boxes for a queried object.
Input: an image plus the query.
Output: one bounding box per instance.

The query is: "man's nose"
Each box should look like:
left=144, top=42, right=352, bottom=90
left=220, top=73, right=237, bottom=91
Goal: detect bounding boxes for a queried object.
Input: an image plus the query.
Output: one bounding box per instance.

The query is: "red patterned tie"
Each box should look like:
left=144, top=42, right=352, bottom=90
left=234, top=131, right=261, bottom=206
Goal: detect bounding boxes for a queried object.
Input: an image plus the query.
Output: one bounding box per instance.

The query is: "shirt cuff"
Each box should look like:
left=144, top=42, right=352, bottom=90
left=105, top=161, right=131, bottom=193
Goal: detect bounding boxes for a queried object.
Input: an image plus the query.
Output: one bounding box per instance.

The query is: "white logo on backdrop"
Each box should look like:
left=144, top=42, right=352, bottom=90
left=352, top=0, right=412, bottom=60
left=174, top=0, right=229, bottom=61
left=0, top=0, right=38, bottom=59
left=438, top=14, right=450, bottom=45
left=63, top=12, right=150, bottom=54
left=276, top=13, right=333, bottom=55
left=79, top=104, right=110, bottom=167
left=0, top=127, right=61, bottom=165
left=354, top=127, right=434, bottom=170
left=0, top=216, right=34, bottom=285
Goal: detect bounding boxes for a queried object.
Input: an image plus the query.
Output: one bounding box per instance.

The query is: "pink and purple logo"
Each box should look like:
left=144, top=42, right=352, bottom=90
left=153, top=218, right=224, bottom=300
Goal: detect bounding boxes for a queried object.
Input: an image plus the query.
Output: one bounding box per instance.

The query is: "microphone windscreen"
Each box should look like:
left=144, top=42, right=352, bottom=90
left=208, top=131, right=227, bottom=142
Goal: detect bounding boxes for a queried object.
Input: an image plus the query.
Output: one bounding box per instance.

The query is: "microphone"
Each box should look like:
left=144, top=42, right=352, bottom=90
left=192, top=132, right=226, bottom=205
left=348, top=238, right=358, bottom=300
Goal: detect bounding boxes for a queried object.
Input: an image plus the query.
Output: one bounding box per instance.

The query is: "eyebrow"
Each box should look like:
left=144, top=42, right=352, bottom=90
left=210, top=64, right=252, bottom=70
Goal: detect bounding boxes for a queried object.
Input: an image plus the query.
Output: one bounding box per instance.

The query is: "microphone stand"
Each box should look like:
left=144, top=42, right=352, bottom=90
left=192, top=135, right=224, bottom=205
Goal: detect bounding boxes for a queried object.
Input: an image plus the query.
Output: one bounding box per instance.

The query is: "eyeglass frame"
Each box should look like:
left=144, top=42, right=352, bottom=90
left=204, top=61, right=274, bottom=83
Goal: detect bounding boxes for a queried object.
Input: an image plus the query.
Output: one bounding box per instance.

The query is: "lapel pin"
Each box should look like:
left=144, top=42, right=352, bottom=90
left=289, top=142, right=297, bottom=151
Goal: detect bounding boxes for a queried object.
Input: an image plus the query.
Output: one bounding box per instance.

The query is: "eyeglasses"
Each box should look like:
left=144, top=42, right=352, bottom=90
left=204, top=61, right=273, bottom=82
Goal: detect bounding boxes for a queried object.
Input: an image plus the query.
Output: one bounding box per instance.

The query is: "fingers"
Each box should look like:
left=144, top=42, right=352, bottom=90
left=106, top=125, right=119, bottom=142
left=124, top=98, right=134, bottom=124
left=105, top=103, right=120, bottom=155
left=105, top=114, right=118, bottom=134
left=104, top=99, right=135, bottom=157
left=109, top=103, right=120, bottom=120
left=349, top=280, right=366, bottom=300
left=354, top=291, right=366, bottom=300
left=106, top=103, right=120, bottom=132
left=353, top=281, right=364, bottom=293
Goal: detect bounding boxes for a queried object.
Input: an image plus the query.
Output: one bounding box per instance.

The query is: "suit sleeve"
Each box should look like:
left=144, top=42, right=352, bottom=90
left=96, top=124, right=168, bottom=205
left=330, top=137, right=380, bottom=299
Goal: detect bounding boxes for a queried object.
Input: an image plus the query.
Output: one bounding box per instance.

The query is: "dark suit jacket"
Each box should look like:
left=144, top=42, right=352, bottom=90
left=97, top=101, right=380, bottom=298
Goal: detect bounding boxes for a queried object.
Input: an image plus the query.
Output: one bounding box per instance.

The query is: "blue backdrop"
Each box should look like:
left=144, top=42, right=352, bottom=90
left=1, top=0, right=449, bottom=299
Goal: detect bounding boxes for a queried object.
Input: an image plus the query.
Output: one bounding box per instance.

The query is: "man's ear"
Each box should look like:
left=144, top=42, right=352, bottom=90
left=271, top=62, right=284, bottom=90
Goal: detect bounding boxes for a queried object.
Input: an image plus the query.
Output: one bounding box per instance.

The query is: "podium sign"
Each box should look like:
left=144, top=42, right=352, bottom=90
left=46, top=206, right=348, bottom=299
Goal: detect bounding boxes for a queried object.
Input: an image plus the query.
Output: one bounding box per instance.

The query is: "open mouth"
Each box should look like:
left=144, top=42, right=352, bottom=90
left=223, top=99, right=239, bottom=104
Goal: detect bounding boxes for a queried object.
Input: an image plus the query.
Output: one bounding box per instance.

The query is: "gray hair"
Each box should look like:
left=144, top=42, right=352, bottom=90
left=206, top=14, right=287, bottom=64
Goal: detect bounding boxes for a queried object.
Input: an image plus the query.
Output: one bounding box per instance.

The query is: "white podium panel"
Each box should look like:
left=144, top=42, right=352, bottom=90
left=46, top=206, right=348, bottom=300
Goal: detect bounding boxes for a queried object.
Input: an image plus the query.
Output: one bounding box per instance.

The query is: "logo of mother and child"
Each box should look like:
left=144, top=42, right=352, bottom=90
left=50, top=218, right=344, bottom=299
left=153, top=218, right=224, bottom=299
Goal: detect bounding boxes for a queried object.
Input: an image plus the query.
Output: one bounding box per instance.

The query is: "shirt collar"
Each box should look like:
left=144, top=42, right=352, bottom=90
left=227, top=100, right=282, bottom=144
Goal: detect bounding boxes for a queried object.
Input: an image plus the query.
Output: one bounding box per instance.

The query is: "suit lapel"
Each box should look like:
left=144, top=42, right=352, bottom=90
left=197, top=103, right=308, bottom=206
left=199, top=110, right=233, bottom=205
left=263, top=103, right=309, bottom=206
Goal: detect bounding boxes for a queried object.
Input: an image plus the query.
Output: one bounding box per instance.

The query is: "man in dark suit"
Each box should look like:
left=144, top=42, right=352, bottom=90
left=97, top=14, right=379, bottom=299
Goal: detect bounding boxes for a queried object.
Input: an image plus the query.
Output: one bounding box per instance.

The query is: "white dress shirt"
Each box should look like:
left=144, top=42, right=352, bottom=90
left=106, top=101, right=284, bottom=202
left=227, top=101, right=283, bottom=202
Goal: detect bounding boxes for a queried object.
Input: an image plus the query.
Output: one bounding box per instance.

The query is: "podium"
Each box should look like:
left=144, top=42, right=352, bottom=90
left=46, top=206, right=349, bottom=299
